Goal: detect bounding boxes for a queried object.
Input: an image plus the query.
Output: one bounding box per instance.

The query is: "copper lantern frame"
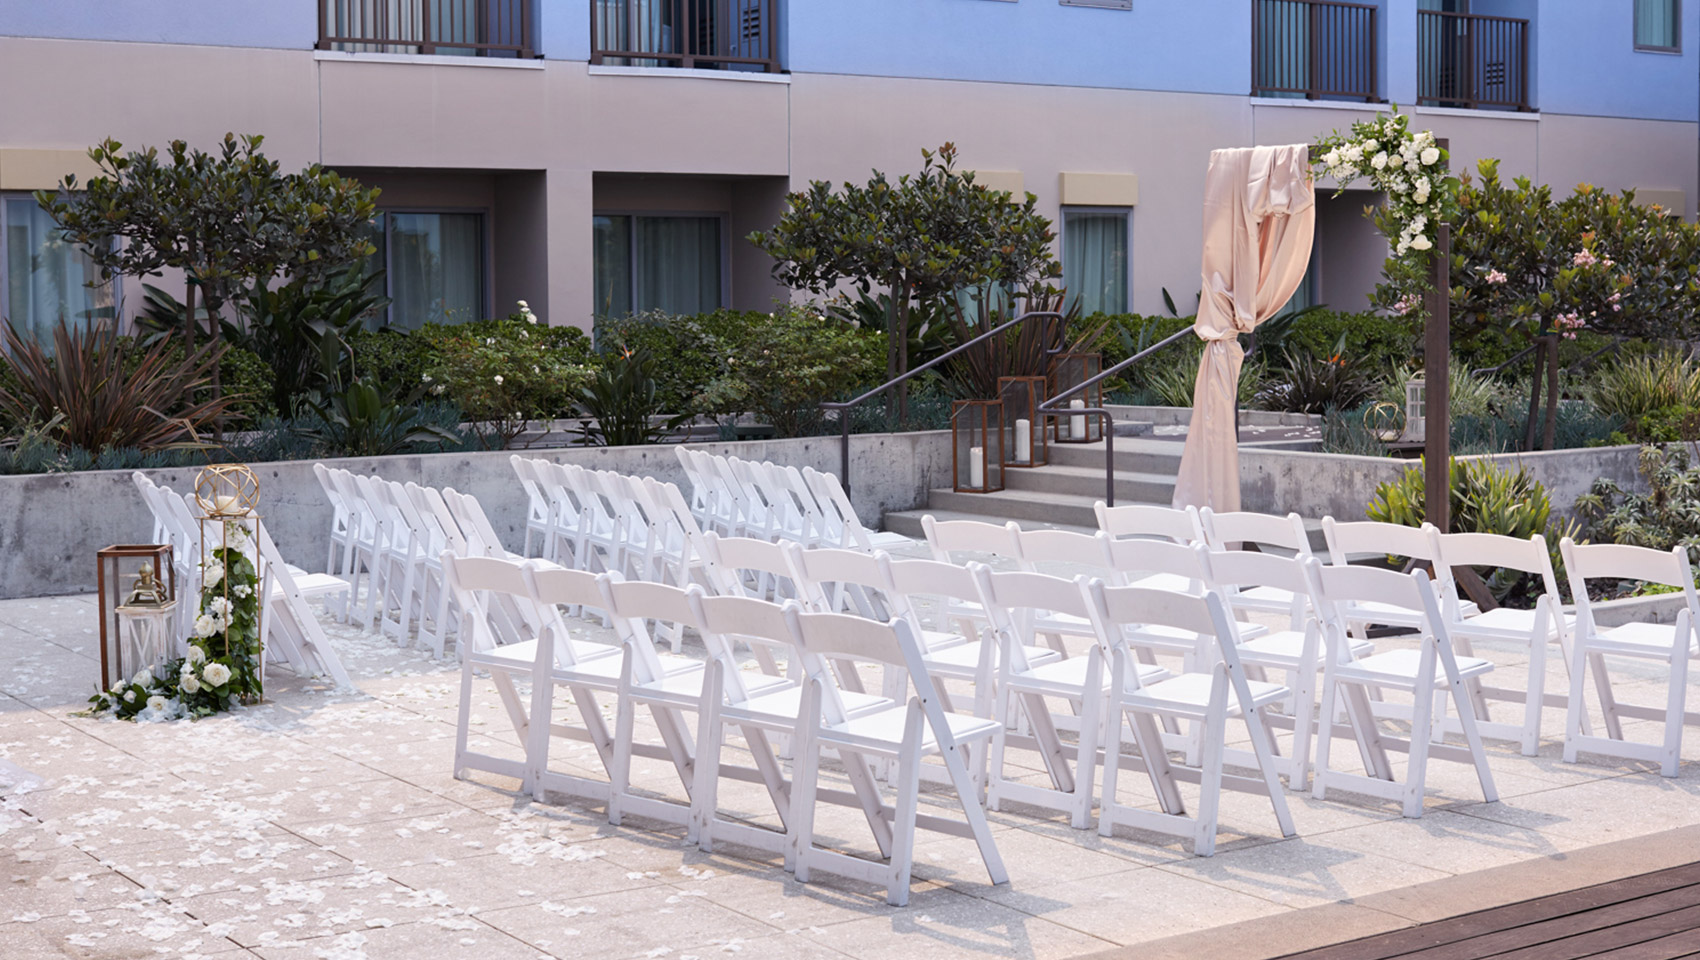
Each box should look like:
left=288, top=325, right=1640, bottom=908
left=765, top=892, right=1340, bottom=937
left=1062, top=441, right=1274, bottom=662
left=96, top=544, right=176, bottom=691
left=998, top=376, right=1049, bottom=468
left=1051, top=352, right=1104, bottom=444
left=952, top=399, right=1005, bottom=494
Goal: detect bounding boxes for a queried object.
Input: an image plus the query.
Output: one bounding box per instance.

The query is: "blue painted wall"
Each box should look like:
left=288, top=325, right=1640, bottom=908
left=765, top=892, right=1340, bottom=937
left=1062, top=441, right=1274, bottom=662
left=1530, top=0, right=1698, bottom=123
left=0, top=0, right=315, bottom=48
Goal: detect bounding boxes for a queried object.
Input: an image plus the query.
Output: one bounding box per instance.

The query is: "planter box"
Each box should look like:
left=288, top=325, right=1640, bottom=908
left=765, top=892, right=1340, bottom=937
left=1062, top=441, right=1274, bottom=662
left=0, top=430, right=952, bottom=600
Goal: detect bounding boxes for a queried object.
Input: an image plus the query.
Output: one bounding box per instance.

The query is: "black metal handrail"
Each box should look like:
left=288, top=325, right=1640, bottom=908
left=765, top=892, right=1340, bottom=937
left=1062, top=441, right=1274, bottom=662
left=821, top=310, right=1066, bottom=495
left=1417, top=9, right=1531, bottom=111
left=592, top=0, right=779, bottom=72
left=318, top=0, right=535, bottom=57
left=1037, top=326, right=1196, bottom=507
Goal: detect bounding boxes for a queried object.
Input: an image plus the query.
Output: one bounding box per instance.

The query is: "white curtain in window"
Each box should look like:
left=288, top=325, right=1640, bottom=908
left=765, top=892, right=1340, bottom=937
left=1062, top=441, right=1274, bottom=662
left=635, top=216, right=720, bottom=315
left=388, top=212, right=482, bottom=328
left=1063, top=211, right=1129, bottom=316
left=3, top=197, right=112, bottom=344
left=1637, top=0, right=1679, bottom=47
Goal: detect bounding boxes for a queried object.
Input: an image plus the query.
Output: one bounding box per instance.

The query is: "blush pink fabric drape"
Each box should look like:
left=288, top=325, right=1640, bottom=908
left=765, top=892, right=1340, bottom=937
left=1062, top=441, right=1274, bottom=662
left=1171, top=144, right=1317, bottom=513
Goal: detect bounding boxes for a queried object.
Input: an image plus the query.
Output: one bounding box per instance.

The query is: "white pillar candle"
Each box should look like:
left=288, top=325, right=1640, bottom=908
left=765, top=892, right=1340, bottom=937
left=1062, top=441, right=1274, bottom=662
left=1014, top=418, right=1032, bottom=463
left=969, top=445, right=986, bottom=489
left=1070, top=399, right=1087, bottom=439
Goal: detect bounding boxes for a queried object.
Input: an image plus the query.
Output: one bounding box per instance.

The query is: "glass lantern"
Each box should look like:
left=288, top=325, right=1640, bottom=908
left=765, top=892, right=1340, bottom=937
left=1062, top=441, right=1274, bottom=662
left=96, top=544, right=175, bottom=691
left=952, top=399, right=1005, bottom=494
left=998, top=376, right=1048, bottom=468
left=1051, top=352, right=1103, bottom=443
left=1405, top=377, right=1426, bottom=442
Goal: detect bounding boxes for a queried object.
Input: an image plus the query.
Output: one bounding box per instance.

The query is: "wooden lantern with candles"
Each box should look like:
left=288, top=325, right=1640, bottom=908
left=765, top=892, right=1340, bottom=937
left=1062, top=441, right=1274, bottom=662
left=951, top=399, right=1004, bottom=494
left=997, top=376, right=1049, bottom=469
left=1050, top=352, right=1103, bottom=443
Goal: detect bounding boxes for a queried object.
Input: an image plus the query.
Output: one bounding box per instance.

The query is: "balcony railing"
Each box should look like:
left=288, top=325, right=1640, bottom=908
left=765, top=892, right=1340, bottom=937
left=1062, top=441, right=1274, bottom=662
left=1418, top=9, right=1531, bottom=111
left=1252, top=0, right=1379, bottom=102
left=592, top=0, right=779, bottom=72
left=318, top=0, right=535, bottom=58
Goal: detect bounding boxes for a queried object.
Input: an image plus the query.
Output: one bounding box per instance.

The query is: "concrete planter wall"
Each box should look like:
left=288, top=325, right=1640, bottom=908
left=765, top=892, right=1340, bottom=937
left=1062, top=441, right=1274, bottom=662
left=0, top=430, right=952, bottom=600
left=1240, top=443, right=1649, bottom=523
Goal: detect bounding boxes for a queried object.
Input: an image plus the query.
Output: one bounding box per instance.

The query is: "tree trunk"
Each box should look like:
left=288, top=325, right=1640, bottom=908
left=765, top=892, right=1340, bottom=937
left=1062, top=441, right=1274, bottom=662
left=1522, top=333, right=1545, bottom=451
left=184, top=279, right=197, bottom=350
left=1542, top=333, right=1561, bottom=451
left=895, top=275, right=910, bottom=424
left=207, top=294, right=224, bottom=443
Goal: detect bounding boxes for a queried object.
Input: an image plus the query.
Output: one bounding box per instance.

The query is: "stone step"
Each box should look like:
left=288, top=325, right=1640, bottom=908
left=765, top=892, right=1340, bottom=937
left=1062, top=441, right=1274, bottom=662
left=1001, top=464, right=1176, bottom=503
left=882, top=505, right=1104, bottom=539
left=1043, top=438, right=1184, bottom=474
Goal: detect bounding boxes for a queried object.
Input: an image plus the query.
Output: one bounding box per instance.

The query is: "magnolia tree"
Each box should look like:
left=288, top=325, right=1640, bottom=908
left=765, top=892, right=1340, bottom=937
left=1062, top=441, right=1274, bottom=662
left=750, top=143, right=1060, bottom=419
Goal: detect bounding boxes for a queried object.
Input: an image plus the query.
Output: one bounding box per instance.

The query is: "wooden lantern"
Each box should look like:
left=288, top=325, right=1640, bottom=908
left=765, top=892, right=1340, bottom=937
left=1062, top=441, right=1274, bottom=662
left=952, top=400, right=1005, bottom=494
left=998, top=376, right=1048, bottom=468
left=96, top=544, right=176, bottom=691
left=1051, top=352, right=1103, bottom=443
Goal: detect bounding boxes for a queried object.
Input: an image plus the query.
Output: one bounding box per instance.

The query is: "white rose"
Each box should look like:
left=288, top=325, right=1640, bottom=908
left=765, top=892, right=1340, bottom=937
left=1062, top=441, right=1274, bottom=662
left=187, top=645, right=207, bottom=665
left=1421, top=147, right=1441, bottom=166
left=516, top=300, right=528, bottom=309
left=1363, top=139, right=1379, bottom=153
left=132, top=669, right=152, bottom=688
left=1322, top=149, right=1340, bottom=167
left=122, top=691, right=136, bottom=703
left=1413, top=190, right=1430, bottom=205
left=180, top=674, right=201, bottom=695
left=203, top=662, right=232, bottom=687
left=1410, top=235, right=1433, bottom=251
left=146, top=695, right=168, bottom=714
left=194, top=615, right=217, bottom=638
left=1371, top=152, right=1388, bottom=171
left=1388, top=153, right=1404, bottom=169
left=209, top=597, right=232, bottom=617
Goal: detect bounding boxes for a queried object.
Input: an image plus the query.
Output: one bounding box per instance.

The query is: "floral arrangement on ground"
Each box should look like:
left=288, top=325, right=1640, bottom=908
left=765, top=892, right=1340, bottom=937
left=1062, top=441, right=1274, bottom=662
left=86, top=520, right=264, bottom=720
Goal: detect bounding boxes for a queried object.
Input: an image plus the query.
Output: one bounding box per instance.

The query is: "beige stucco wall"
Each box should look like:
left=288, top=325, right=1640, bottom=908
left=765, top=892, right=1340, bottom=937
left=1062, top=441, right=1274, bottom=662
left=2, top=35, right=1696, bottom=329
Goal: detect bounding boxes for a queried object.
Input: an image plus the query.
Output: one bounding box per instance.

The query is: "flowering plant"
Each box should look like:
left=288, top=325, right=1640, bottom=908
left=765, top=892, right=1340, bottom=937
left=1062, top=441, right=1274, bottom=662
left=1312, top=108, right=1459, bottom=310
left=86, top=520, right=263, bottom=721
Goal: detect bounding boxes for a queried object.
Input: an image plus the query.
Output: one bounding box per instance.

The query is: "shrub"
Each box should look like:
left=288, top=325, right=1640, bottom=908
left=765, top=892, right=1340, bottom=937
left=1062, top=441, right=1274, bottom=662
left=1589, top=349, right=1700, bottom=425
left=1575, top=445, right=1700, bottom=569
left=1256, top=340, right=1377, bottom=414
left=595, top=309, right=731, bottom=414
left=697, top=305, right=884, bottom=437
left=416, top=308, right=594, bottom=447
left=0, top=319, right=238, bottom=453
left=573, top=347, right=690, bottom=447
left=1272, top=308, right=1416, bottom=376
left=1368, top=456, right=1579, bottom=604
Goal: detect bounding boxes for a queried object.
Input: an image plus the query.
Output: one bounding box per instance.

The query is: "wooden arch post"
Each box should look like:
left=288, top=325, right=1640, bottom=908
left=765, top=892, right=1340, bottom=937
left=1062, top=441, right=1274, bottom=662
left=1423, top=222, right=1451, bottom=533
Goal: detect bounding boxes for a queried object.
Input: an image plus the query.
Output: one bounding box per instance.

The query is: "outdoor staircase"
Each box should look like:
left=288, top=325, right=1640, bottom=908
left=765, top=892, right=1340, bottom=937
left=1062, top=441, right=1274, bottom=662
left=883, top=432, right=1184, bottom=536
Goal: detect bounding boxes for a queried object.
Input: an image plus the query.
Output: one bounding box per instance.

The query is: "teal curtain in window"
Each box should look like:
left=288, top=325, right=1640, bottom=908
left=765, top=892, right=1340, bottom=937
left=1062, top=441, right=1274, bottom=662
left=1637, top=0, right=1679, bottom=48
left=3, top=197, right=112, bottom=344
left=593, top=215, right=633, bottom=320
left=1063, top=210, right=1129, bottom=317
left=1255, top=0, right=1309, bottom=98
left=387, top=212, right=482, bottom=328
left=634, top=216, right=721, bottom=315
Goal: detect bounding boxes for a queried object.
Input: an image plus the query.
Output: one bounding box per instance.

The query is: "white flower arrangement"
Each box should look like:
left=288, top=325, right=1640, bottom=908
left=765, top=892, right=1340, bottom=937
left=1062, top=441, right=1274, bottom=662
left=1313, top=108, right=1458, bottom=285
left=146, top=695, right=168, bottom=714
left=202, top=662, right=232, bottom=688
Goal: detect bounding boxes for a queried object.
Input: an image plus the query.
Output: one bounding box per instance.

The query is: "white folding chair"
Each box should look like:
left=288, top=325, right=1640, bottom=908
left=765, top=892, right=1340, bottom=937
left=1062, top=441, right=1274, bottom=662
left=1311, top=564, right=1499, bottom=817
left=786, top=606, right=1008, bottom=905
left=253, top=519, right=354, bottom=689
left=1095, top=502, right=1208, bottom=594
left=1321, top=519, right=1481, bottom=631
left=803, top=466, right=913, bottom=551
left=1085, top=573, right=1296, bottom=855
left=1559, top=539, right=1700, bottom=778
left=313, top=462, right=353, bottom=580
left=676, top=447, right=740, bottom=537
left=1432, top=530, right=1579, bottom=756
left=510, top=456, right=556, bottom=560
left=405, top=482, right=466, bottom=658
left=975, top=566, right=1168, bottom=828
left=1199, top=508, right=1314, bottom=628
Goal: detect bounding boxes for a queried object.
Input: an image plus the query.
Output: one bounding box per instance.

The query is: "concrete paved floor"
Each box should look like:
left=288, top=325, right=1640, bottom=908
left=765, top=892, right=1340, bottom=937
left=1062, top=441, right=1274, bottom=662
left=2, top=560, right=1698, bottom=960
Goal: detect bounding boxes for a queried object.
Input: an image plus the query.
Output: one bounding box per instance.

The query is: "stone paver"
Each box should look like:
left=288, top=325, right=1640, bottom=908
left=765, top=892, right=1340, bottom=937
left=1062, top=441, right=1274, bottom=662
left=3, top=576, right=1698, bottom=960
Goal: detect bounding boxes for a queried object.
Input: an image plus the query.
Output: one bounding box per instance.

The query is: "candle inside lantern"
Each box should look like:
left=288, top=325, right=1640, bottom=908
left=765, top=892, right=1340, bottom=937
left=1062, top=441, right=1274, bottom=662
left=1014, top=418, right=1032, bottom=463
left=969, top=446, right=985, bottom=489
left=214, top=494, right=237, bottom=514
left=1070, top=399, right=1086, bottom=439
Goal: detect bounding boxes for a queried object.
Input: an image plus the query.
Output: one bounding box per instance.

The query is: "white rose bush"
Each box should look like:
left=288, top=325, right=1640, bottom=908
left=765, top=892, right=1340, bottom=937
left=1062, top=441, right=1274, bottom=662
left=1312, top=108, right=1459, bottom=312
left=86, top=520, right=263, bottom=720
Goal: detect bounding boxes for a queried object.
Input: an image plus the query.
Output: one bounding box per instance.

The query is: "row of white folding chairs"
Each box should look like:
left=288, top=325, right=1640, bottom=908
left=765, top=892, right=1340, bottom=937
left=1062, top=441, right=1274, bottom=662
left=510, top=457, right=703, bottom=588
left=1093, top=501, right=1700, bottom=779
left=131, top=472, right=352, bottom=687
left=674, top=446, right=911, bottom=552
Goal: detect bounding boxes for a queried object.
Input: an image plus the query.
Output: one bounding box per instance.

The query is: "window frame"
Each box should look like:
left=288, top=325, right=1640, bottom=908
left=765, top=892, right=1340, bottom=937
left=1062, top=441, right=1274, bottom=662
left=591, top=210, right=731, bottom=319
left=1635, top=0, right=1682, bottom=52
left=1060, top=205, right=1132, bottom=318
left=0, top=191, right=120, bottom=345
left=367, top=206, right=491, bottom=329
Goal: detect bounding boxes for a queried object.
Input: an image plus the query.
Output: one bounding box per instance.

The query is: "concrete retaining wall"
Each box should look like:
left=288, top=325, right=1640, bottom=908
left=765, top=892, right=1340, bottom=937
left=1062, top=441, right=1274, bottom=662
left=0, top=431, right=952, bottom=600
left=1240, top=444, right=1649, bottom=523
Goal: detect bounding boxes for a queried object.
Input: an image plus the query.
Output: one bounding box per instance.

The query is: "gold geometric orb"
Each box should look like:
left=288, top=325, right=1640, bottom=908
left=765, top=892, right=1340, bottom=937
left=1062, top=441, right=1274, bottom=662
left=1363, top=401, right=1406, bottom=443
left=195, top=463, right=260, bottom=518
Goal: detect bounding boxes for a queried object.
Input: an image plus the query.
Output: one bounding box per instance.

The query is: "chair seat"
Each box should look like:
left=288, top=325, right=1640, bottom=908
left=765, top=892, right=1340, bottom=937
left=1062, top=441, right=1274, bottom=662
left=1127, top=571, right=1198, bottom=593
left=1344, top=598, right=1481, bottom=626
left=1121, top=672, right=1289, bottom=719
left=919, top=628, right=972, bottom=651
left=1453, top=605, right=1575, bottom=640
left=1581, top=621, right=1700, bottom=661
left=479, top=637, right=626, bottom=670
left=818, top=704, right=1002, bottom=757
left=737, top=685, right=892, bottom=724
left=1126, top=620, right=1269, bottom=652
left=1239, top=630, right=1373, bottom=669
left=1012, top=654, right=1167, bottom=696
left=634, top=665, right=792, bottom=706
left=1334, top=647, right=1494, bottom=688
left=279, top=573, right=350, bottom=599
left=924, top=639, right=1060, bottom=675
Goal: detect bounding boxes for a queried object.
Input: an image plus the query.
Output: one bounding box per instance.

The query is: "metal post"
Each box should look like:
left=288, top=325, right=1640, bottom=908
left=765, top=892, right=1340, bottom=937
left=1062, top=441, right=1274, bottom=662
left=1423, top=223, right=1452, bottom=533
left=840, top=414, right=852, bottom=497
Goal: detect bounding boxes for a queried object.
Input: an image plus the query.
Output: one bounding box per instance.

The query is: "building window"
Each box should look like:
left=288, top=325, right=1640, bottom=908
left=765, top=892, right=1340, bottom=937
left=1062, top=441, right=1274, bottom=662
left=1060, top=0, right=1132, bottom=9
left=367, top=211, right=486, bottom=329
left=1, top=194, right=115, bottom=346
left=1062, top=208, right=1129, bottom=317
left=1636, top=0, right=1680, bottom=50
left=593, top=214, right=723, bottom=318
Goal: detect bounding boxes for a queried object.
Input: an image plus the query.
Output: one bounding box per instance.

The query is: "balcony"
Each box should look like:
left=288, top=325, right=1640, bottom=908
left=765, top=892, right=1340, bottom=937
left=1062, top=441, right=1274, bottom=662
left=317, top=0, right=535, bottom=58
left=592, top=0, right=779, bottom=73
left=1252, top=0, right=1379, bottom=102
left=1418, top=9, right=1531, bottom=111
